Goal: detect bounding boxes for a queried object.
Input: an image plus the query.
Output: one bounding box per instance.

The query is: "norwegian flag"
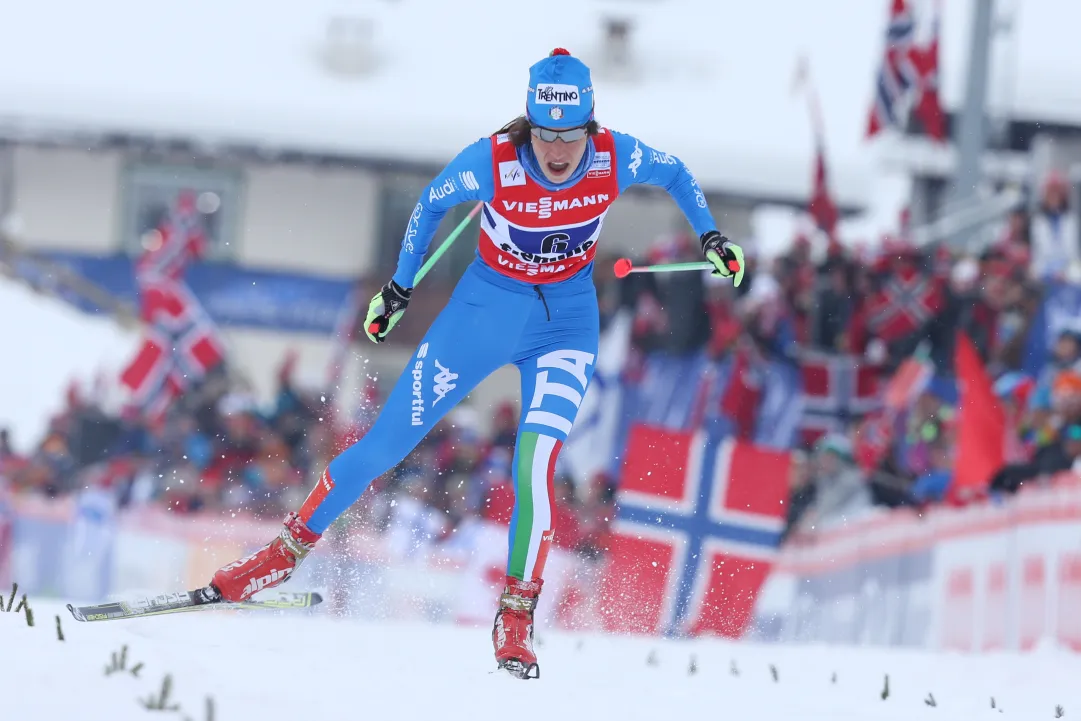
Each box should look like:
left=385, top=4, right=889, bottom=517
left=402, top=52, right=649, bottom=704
left=883, top=354, right=935, bottom=412
left=867, top=0, right=917, bottom=137
left=599, top=425, right=789, bottom=638
left=867, top=0, right=946, bottom=141
left=792, top=56, right=839, bottom=236
left=808, top=145, right=839, bottom=236
left=907, top=0, right=946, bottom=141
left=120, top=282, right=224, bottom=420
left=866, top=266, right=946, bottom=342
left=134, top=190, right=207, bottom=285
left=799, top=351, right=882, bottom=447
left=121, top=191, right=224, bottom=419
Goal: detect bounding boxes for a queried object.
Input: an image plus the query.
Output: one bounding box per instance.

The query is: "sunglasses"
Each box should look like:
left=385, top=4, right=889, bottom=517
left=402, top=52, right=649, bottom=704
left=530, top=124, right=589, bottom=142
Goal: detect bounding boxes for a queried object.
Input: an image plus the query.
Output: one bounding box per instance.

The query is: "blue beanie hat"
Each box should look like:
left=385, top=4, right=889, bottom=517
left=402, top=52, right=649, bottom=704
left=526, top=48, right=595, bottom=130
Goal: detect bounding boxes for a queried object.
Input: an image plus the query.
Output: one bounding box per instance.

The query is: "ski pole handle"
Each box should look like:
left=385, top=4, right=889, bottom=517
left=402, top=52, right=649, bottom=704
left=367, top=317, right=387, bottom=337
left=613, top=257, right=740, bottom=278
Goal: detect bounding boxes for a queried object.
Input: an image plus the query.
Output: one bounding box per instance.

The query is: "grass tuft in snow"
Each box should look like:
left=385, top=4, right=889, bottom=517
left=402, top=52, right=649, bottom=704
left=181, top=696, right=216, bottom=721
left=139, top=674, right=180, bottom=712
left=103, top=644, right=140, bottom=677
left=1, top=584, right=33, bottom=627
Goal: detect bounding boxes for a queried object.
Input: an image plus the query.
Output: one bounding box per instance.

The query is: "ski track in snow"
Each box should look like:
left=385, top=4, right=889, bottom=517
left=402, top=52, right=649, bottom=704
left=6, top=599, right=1079, bottom=721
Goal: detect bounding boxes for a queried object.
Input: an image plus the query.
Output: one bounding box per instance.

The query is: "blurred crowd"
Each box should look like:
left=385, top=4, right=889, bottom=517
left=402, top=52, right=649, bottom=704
left=593, top=169, right=1081, bottom=535
left=0, top=349, right=617, bottom=564
left=3, top=169, right=1081, bottom=551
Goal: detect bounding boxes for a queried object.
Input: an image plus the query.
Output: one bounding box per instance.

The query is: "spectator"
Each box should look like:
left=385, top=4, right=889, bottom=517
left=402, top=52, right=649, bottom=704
left=998, top=204, right=1032, bottom=252
left=797, top=434, right=871, bottom=530
left=813, top=254, right=856, bottom=352
left=1030, top=170, right=1080, bottom=281
left=991, top=422, right=1081, bottom=493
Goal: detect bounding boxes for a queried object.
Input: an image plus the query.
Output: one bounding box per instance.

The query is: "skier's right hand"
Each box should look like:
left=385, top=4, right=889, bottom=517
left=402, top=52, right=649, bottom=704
left=365, top=279, right=412, bottom=343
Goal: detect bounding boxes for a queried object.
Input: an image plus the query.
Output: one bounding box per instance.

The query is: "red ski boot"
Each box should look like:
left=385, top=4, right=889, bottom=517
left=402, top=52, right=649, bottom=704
left=210, top=512, right=321, bottom=602
left=492, top=576, right=543, bottom=679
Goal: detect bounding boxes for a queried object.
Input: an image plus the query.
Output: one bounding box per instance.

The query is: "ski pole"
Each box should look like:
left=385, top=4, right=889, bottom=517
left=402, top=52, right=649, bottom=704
left=413, top=202, right=483, bottom=286
left=368, top=202, right=482, bottom=338
left=612, top=256, right=740, bottom=279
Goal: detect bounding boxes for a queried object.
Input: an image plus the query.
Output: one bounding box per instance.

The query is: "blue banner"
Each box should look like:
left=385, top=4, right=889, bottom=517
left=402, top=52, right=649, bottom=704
left=13, top=251, right=357, bottom=335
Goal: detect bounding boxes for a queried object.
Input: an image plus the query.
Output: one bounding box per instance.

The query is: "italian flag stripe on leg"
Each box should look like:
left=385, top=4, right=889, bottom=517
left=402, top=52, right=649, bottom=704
left=509, top=432, right=559, bottom=581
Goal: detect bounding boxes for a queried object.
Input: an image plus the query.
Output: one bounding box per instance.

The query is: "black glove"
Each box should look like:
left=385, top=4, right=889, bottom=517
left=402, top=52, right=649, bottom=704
left=700, top=231, right=746, bottom=287
left=365, top=280, right=412, bottom=343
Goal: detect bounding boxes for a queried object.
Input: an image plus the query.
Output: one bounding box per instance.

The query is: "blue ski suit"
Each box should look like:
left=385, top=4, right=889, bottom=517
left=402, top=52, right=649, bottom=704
left=298, top=127, right=720, bottom=583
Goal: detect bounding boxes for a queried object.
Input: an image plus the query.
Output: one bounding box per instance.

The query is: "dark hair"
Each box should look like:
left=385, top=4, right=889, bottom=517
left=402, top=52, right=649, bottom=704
left=494, top=115, right=601, bottom=147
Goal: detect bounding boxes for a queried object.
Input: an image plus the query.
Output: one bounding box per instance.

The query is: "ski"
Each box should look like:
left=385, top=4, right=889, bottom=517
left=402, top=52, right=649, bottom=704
left=66, top=587, right=322, bottom=622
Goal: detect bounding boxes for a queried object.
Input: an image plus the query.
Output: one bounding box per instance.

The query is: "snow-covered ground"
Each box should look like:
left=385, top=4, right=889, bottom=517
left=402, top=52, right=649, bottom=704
left=0, top=277, right=140, bottom=453
left=6, top=598, right=1078, bottom=721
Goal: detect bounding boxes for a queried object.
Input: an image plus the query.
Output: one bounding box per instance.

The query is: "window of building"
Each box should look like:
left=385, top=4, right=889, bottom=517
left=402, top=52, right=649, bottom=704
left=119, top=162, right=243, bottom=261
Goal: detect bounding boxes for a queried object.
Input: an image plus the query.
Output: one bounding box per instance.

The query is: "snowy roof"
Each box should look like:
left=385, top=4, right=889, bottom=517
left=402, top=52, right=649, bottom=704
left=0, top=0, right=1076, bottom=211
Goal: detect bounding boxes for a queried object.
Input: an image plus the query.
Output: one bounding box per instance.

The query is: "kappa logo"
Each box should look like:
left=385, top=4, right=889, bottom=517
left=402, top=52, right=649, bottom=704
left=499, top=160, right=526, bottom=187
left=534, top=83, right=580, bottom=105
left=432, top=360, right=458, bottom=405
left=628, top=140, right=642, bottom=178
left=459, top=170, right=480, bottom=192
left=587, top=151, right=611, bottom=178
left=411, top=343, right=429, bottom=426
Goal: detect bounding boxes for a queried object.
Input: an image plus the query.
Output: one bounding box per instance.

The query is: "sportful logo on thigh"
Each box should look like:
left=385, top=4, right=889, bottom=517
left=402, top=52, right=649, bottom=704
left=411, top=343, right=429, bottom=426
left=433, top=359, right=458, bottom=406
left=524, top=350, right=595, bottom=435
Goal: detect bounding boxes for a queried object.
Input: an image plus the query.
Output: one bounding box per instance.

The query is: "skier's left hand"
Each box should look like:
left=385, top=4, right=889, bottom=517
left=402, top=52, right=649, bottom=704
left=701, top=231, right=745, bottom=287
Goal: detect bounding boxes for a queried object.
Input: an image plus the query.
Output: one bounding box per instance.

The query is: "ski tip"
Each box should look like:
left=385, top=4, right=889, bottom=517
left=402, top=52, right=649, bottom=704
left=66, top=604, right=86, bottom=622
left=310, top=592, right=324, bottom=606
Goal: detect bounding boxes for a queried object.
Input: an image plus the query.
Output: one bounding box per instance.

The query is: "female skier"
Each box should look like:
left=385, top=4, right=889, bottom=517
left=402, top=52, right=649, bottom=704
left=208, top=48, right=746, bottom=679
